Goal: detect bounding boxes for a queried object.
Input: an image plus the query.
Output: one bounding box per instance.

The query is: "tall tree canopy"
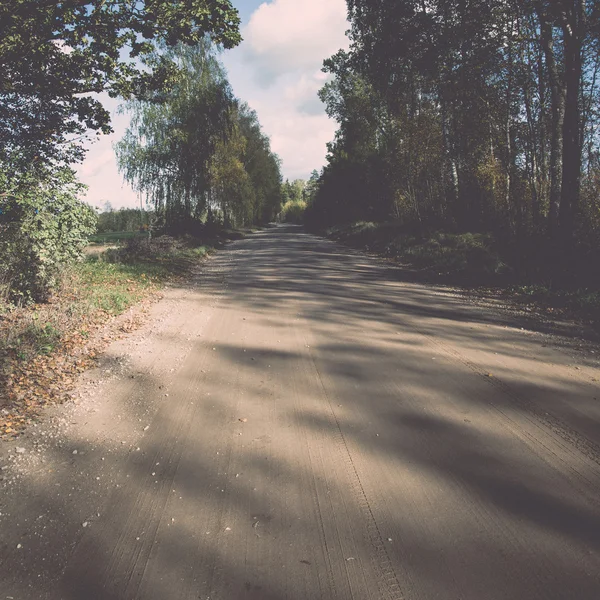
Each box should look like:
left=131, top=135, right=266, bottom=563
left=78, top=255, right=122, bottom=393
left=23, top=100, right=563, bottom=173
left=311, top=0, right=600, bottom=283
left=116, top=42, right=282, bottom=232
left=0, top=0, right=241, bottom=169
left=0, top=2, right=240, bottom=302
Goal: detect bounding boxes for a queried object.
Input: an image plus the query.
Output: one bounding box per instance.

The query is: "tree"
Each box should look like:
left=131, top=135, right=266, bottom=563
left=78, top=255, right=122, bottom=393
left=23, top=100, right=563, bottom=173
left=116, top=40, right=235, bottom=233
left=282, top=180, right=306, bottom=204
left=237, top=104, right=283, bottom=224
left=0, top=168, right=97, bottom=302
left=312, top=0, right=600, bottom=283
left=304, top=170, right=321, bottom=205
left=0, top=0, right=240, bottom=170
left=116, top=42, right=282, bottom=232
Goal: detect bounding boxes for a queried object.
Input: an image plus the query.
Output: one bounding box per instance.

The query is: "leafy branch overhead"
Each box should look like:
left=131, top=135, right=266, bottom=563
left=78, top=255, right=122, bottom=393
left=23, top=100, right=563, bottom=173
left=0, top=0, right=241, bottom=167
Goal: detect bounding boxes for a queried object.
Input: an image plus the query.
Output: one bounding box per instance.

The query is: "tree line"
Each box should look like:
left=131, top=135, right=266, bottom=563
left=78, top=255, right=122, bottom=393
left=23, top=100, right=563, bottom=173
left=116, top=41, right=282, bottom=235
left=309, top=0, right=600, bottom=285
left=96, top=206, right=152, bottom=234
left=0, top=1, right=279, bottom=301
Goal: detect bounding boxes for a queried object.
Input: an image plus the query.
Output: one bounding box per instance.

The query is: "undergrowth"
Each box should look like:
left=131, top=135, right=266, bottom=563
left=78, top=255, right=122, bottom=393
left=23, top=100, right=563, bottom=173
left=327, top=222, right=506, bottom=281
left=325, top=221, right=600, bottom=326
left=0, top=234, right=216, bottom=436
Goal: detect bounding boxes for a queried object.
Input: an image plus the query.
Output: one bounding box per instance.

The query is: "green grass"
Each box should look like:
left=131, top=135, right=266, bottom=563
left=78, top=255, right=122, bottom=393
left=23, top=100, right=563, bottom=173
left=73, top=259, right=167, bottom=315
left=507, top=284, right=600, bottom=320
left=10, top=322, right=61, bottom=360
left=327, top=222, right=506, bottom=281
left=325, top=221, right=600, bottom=326
left=1, top=237, right=215, bottom=365
left=88, top=231, right=146, bottom=244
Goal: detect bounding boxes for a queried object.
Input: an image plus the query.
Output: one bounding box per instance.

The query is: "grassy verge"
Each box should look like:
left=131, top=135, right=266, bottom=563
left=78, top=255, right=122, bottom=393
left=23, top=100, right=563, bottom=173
left=88, top=230, right=146, bottom=244
left=323, top=221, right=600, bottom=329
left=0, top=235, right=218, bottom=437
left=502, top=284, right=600, bottom=325
left=326, top=222, right=506, bottom=281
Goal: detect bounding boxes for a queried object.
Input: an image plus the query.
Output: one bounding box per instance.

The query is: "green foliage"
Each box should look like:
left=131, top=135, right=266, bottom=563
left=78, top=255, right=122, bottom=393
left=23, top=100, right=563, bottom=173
left=281, top=179, right=306, bottom=204
left=117, top=43, right=282, bottom=232
left=0, top=0, right=241, bottom=169
left=76, top=259, right=162, bottom=314
left=279, top=177, right=317, bottom=223
left=0, top=2, right=241, bottom=305
left=327, top=222, right=504, bottom=280
left=236, top=104, right=283, bottom=225
left=0, top=168, right=97, bottom=303
left=279, top=200, right=307, bottom=224
left=400, top=233, right=504, bottom=278
left=312, top=0, right=600, bottom=287
left=116, top=40, right=234, bottom=233
left=96, top=207, right=153, bottom=234
left=89, top=231, right=146, bottom=244
left=210, top=118, right=256, bottom=227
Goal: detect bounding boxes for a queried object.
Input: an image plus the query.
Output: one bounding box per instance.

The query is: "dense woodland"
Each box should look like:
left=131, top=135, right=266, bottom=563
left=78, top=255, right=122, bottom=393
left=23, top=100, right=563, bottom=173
left=0, top=1, right=281, bottom=302
left=2, top=0, right=600, bottom=302
left=309, top=0, right=600, bottom=286
left=116, top=41, right=282, bottom=234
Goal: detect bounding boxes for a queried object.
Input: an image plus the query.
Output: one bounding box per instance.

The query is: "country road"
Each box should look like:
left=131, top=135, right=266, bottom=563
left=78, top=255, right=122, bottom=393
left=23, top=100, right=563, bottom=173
left=2, top=225, right=600, bottom=599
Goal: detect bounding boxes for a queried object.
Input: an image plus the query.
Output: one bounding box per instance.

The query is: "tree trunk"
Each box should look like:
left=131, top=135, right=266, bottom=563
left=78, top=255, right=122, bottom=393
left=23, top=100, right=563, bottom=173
left=439, top=85, right=459, bottom=217
left=559, top=0, right=586, bottom=253
left=538, top=9, right=565, bottom=235
left=505, top=21, right=514, bottom=223
left=537, top=38, right=548, bottom=222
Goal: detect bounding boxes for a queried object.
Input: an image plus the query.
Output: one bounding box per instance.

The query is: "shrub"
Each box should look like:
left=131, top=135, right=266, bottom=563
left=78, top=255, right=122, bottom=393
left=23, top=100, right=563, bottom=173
left=0, top=168, right=97, bottom=303
left=279, top=199, right=306, bottom=224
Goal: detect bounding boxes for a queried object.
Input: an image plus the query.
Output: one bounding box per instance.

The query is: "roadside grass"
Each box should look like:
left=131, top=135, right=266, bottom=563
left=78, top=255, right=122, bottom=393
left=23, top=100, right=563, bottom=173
left=0, top=235, right=217, bottom=437
left=325, top=221, right=600, bottom=329
left=88, top=230, right=145, bottom=245
left=504, top=284, right=600, bottom=324
left=327, top=222, right=506, bottom=281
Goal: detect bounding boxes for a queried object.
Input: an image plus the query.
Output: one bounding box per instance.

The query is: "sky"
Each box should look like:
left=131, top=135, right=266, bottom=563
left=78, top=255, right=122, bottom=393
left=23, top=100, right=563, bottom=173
left=76, top=0, right=350, bottom=210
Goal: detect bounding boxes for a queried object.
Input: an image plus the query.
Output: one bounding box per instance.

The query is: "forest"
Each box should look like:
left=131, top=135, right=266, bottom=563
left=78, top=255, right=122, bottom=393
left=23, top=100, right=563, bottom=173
left=2, top=0, right=600, bottom=303
left=308, top=0, right=600, bottom=290
left=0, top=1, right=281, bottom=304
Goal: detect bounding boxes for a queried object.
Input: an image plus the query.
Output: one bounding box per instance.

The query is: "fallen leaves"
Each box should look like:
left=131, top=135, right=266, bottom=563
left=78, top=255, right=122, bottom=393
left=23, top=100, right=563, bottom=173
left=1, top=285, right=159, bottom=441
left=1, top=243, right=205, bottom=440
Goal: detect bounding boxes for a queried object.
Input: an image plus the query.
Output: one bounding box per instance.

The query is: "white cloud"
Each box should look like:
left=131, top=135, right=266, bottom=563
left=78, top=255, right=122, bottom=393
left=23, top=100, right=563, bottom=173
left=79, top=148, right=114, bottom=178
left=222, top=0, right=349, bottom=180
left=75, top=95, right=139, bottom=210
left=284, top=72, right=329, bottom=115
left=77, top=0, right=350, bottom=208
left=242, top=0, right=348, bottom=86
left=254, top=98, right=336, bottom=179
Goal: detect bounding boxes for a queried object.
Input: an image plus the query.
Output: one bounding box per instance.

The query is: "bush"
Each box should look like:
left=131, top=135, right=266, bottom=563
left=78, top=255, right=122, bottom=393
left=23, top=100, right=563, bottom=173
left=279, top=199, right=306, bottom=224
left=402, top=232, right=504, bottom=277
left=327, top=222, right=506, bottom=280
left=0, top=168, right=97, bottom=303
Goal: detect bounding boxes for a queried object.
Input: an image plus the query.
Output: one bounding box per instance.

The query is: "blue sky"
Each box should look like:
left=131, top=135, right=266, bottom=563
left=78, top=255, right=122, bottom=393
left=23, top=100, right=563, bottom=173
left=76, top=0, right=349, bottom=210
left=234, top=0, right=263, bottom=22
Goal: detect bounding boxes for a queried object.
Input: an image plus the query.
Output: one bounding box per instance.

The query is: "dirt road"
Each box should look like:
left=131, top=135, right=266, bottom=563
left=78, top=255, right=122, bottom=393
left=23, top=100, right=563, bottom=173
left=2, top=225, right=600, bottom=599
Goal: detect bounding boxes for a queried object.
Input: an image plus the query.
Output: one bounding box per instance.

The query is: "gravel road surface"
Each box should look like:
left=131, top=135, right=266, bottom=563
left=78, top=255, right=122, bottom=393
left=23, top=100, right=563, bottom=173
left=2, top=225, right=600, bottom=599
